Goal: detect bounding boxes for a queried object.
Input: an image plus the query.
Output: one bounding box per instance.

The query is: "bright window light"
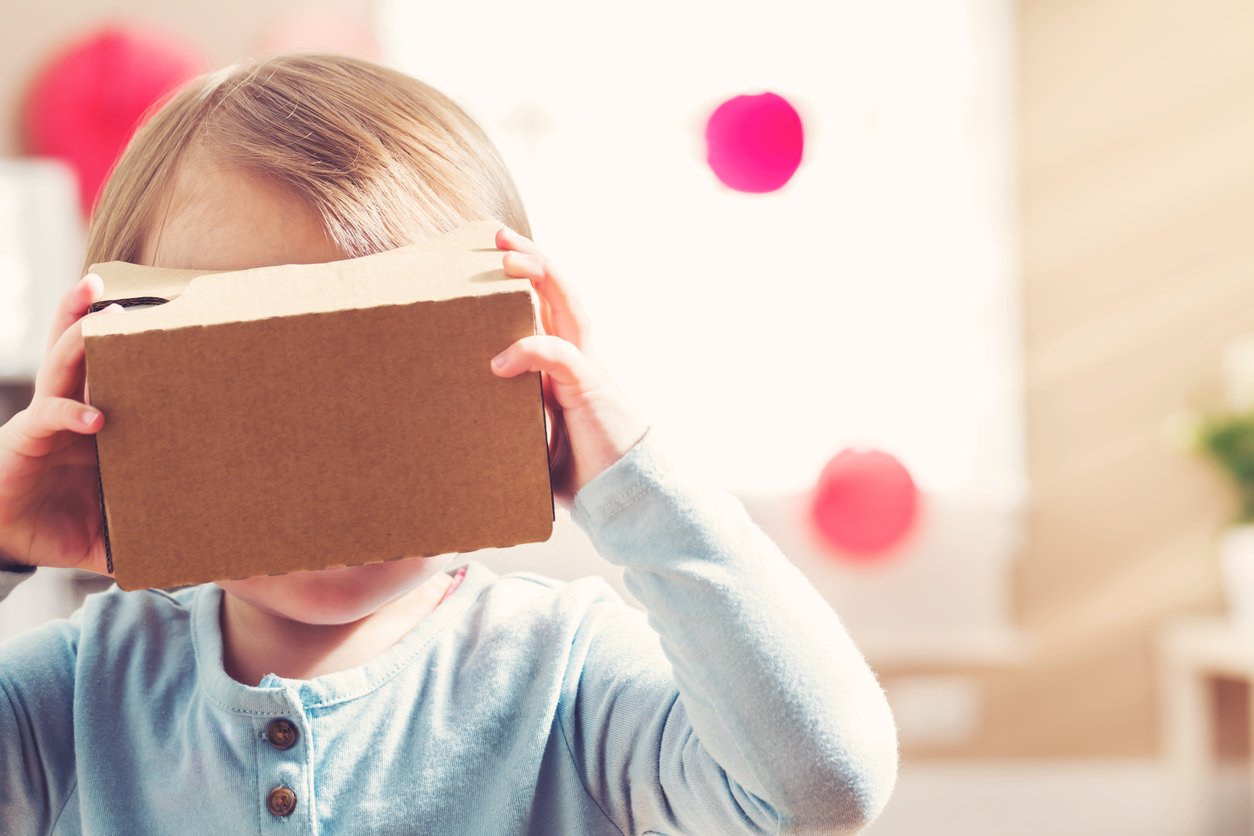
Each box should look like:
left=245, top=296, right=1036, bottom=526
left=377, top=0, right=1022, bottom=506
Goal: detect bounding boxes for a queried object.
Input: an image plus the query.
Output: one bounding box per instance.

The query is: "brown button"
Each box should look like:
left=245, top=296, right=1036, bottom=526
left=267, top=786, right=297, bottom=817
left=265, top=718, right=299, bottom=750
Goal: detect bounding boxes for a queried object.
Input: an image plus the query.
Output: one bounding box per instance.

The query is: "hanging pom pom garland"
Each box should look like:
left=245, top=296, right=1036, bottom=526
left=705, top=91, right=804, bottom=193
left=811, top=447, right=920, bottom=560
left=23, top=26, right=205, bottom=215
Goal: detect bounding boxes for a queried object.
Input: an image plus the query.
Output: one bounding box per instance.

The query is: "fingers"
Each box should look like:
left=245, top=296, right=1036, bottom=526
left=36, top=318, right=86, bottom=400
left=496, top=225, right=593, bottom=351
left=46, top=273, right=104, bottom=358
left=491, top=334, right=594, bottom=391
left=496, top=225, right=540, bottom=255
left=5, top=397, right=103, bottom=458
left=35, top=303, right=122, bottom=400
left=501, top=250, right=592, bottom=352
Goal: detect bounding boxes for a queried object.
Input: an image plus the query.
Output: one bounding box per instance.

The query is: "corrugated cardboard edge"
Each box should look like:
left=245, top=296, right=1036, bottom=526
left=81, top=337, right=116, bottom=575
left=87, top=296, right=171, bottom=314
left=87, top=263, right=275, bottom=314
left=92, top=432, right=113, bottom=575
left=534, top=292, right=557, bottom=527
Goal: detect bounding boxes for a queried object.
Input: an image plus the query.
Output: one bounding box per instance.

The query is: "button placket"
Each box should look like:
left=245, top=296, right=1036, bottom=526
left=258, top=709, right=310, bottom=831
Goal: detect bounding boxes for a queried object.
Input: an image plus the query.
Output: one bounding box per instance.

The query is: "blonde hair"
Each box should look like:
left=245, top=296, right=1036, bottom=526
left=84, top=52, right=531, bottom=272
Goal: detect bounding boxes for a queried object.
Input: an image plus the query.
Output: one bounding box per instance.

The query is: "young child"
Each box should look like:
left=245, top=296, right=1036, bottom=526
left=0, top=54, right=898, bottom=834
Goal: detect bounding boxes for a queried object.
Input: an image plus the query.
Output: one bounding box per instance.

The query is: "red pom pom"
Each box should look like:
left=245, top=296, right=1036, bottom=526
left=811, top=448, right=919, bottom=559
left=705, top=92, right=804, bottom=193
left=23, top=26, right=204, bottom=215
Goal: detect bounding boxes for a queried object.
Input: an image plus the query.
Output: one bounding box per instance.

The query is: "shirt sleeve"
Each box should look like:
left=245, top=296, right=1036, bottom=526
left=566, top=424, right=899, bottom=835
left=0, top=568, right=81, bottom=832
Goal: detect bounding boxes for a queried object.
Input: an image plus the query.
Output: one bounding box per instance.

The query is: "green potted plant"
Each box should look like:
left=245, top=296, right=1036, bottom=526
left=1193, top=335, right=1254, bottom=622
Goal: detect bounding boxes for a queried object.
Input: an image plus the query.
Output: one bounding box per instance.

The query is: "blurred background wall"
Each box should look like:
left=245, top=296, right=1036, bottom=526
left=0, top=0, right=373, bottom=156
left=877, top=0, right=1254, bottom=760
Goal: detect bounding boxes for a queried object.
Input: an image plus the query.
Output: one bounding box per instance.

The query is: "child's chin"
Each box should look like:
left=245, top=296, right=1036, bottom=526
left=219, top=558, right=442, bottom=625
left=287, top=564, right=431, bottom=622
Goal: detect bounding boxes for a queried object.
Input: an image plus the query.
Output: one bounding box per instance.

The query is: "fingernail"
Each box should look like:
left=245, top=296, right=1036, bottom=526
left=80, top=409, right=100, bottom=428
left=491, top=352, right=509, bottom=370
left=103, top=303, right=123, bottom=313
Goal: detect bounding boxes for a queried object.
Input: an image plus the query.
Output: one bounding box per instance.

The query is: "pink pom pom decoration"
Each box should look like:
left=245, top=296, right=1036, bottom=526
left=24, top=26, right=204, bottom=215
left=811, top=448, right=920, bottom=560
left=704, top=92, right=804, bottom=193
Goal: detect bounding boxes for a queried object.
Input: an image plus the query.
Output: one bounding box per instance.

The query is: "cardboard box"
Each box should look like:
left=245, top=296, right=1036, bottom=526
left=82, top=219, right=553, bottom=591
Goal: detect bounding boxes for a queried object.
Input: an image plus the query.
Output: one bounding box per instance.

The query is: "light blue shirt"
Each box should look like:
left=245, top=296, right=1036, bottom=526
left=0, top=425, right=898, bottom=834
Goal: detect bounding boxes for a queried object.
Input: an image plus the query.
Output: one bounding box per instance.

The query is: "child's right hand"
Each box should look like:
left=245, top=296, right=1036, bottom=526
left=0, top=274, right=120, bottom=576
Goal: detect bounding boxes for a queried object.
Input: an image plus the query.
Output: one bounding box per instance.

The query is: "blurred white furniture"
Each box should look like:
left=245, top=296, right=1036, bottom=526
left=0, top=157, right=83, bottom=381
left=1160, top=616, right=1254, bottom=835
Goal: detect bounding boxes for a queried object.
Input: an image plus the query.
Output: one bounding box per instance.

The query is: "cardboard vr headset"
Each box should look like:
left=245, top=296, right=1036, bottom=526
left=82, top=219, right=554, bottom=591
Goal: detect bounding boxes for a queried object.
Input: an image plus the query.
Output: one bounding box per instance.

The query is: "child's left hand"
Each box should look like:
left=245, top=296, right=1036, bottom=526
left=490, top=226, right=650, bottom=510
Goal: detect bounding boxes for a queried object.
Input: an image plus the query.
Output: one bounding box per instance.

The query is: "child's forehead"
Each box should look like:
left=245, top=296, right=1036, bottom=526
left=141, top=153, right=346, bottom=272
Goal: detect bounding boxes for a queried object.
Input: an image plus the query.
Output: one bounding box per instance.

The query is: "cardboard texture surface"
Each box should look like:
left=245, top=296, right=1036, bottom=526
left=82, top=219, right=554, bottom=591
